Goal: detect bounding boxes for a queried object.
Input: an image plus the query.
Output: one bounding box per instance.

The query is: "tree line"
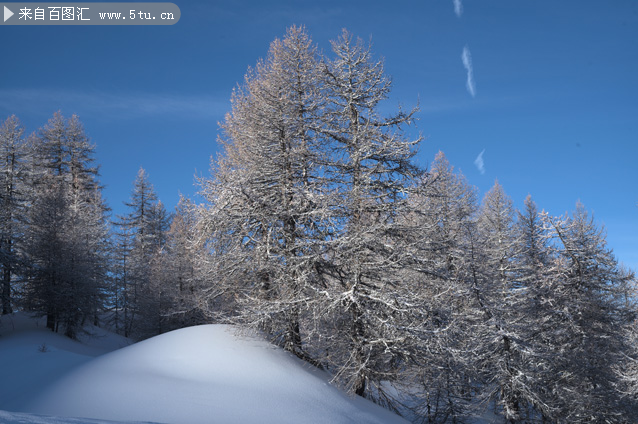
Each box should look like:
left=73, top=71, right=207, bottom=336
left=2, top=26, right=637, bottom=423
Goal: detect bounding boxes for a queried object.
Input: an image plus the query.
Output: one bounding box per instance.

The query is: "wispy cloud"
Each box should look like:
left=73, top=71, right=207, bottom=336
left=461, top=46, right=476, bottom=97
left=453, top=0, right=463, bottom=18
left=474, top=149, right=486, bottom=175
left=0, top=88, right=228, bottom=121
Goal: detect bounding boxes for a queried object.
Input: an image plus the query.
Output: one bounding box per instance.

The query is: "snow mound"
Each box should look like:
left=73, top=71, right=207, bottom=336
left=21, top=325, right=407, bottom=424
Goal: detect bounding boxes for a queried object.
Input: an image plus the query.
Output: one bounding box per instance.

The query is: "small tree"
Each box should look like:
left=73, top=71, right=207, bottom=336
left=156, top=197, right=211, bottom=331
left=114, top=168, right=170, bottom=339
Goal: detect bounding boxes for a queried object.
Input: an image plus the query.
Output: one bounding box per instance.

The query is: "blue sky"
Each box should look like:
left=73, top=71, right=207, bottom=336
left=2, top=0, right=637, bottom=269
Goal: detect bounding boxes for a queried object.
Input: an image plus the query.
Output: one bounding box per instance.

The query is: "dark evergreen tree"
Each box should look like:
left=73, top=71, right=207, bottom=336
left=0, top=115, right=31, bottom=314
left=24, top=112, right=109, bottom=338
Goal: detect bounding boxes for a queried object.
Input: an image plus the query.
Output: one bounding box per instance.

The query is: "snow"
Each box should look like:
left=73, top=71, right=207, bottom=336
left=0, top=410, right=159, bottom=424
left=0, top=313, right=408, bottom=424
left=0, top=314, right=131, bottom=414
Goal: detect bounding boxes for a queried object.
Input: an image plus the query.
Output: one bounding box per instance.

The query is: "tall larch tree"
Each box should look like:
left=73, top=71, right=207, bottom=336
left=199, top=26, right=330, bottom=359
left=510, top=195, right=560, bottom=421
left=471, top=181, right=537, bottom=422
left=318, top=29, right=423, bottom=403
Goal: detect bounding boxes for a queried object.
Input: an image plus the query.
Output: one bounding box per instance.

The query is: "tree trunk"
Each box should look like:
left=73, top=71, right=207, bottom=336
left=46, top=311, right=56, bottom=331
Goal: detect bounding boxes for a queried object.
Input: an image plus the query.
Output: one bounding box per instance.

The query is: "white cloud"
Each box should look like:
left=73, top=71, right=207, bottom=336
left=474, top=149, right=486, bottom=175
left=453, top=0, right=463, bottom=18
left=461, top=46, right=476, bottom=97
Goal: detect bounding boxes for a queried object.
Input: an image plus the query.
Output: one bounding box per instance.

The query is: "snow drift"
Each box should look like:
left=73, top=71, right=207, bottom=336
left=0, top=315, right=407, bottom=424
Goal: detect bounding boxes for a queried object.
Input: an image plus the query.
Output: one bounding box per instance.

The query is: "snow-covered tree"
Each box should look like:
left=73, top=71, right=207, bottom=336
left=199, top=27, right=424, bottom=408
left=0, top=115, right=31, bottom=314
left=198, top=26, right=332, bottom=358
left=24, top=112, right=109, bottom=338
left=400, top=152, right=478, bottom=422
left=470, top=181, right=529, bottom=421
left=616, top=291, right=638, bottom=417
left=114, top=167, right=158, bottom=337
left=508, top=195, right=562, bottom=420
left=193, top=27, right=638, bottom=422
left=24, top=180, right=68, bottom=332
left=541, top=204, right=637, bottom=422
left=110, top=224, right=134, bottom=335
left=316, top=29, right=423, bottom=402
left=153, top=197, right=212, bottom=332
left=114, top=168, right=170, bottom=339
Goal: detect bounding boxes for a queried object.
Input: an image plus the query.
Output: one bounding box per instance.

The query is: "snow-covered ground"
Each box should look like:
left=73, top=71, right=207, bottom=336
left=0, top=313, right=408, bottom=424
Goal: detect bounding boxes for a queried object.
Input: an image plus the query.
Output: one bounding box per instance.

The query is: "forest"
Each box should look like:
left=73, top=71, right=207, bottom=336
left=1, top=27, right=637, bottom=423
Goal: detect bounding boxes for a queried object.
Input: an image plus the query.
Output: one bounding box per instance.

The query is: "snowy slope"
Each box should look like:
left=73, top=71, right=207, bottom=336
left=0, top=313, right=131, bottom=414
left=0, top=314, right=408, bottom=424
left=0, top=410, right=160, bottom=424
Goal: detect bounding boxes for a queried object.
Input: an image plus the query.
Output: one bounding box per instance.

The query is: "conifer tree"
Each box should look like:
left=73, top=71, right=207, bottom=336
left=402, top=152, right=478, bottom=422
left=24, top=112, right=109, bottom=338
left=115, top=168, right=170, bottom=338
left=542, top=204, right=637, bottom=422
left=510, top=195, right=560, bottom=420
left=199, top=26, right=331, bottom=358
left=317, top=29, right=423, bottom=401
left=470, top=181, right=535, bottom=422
left=155, top=197, right=211, bottom=331
left=0, top=115, right=31, bottom=314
